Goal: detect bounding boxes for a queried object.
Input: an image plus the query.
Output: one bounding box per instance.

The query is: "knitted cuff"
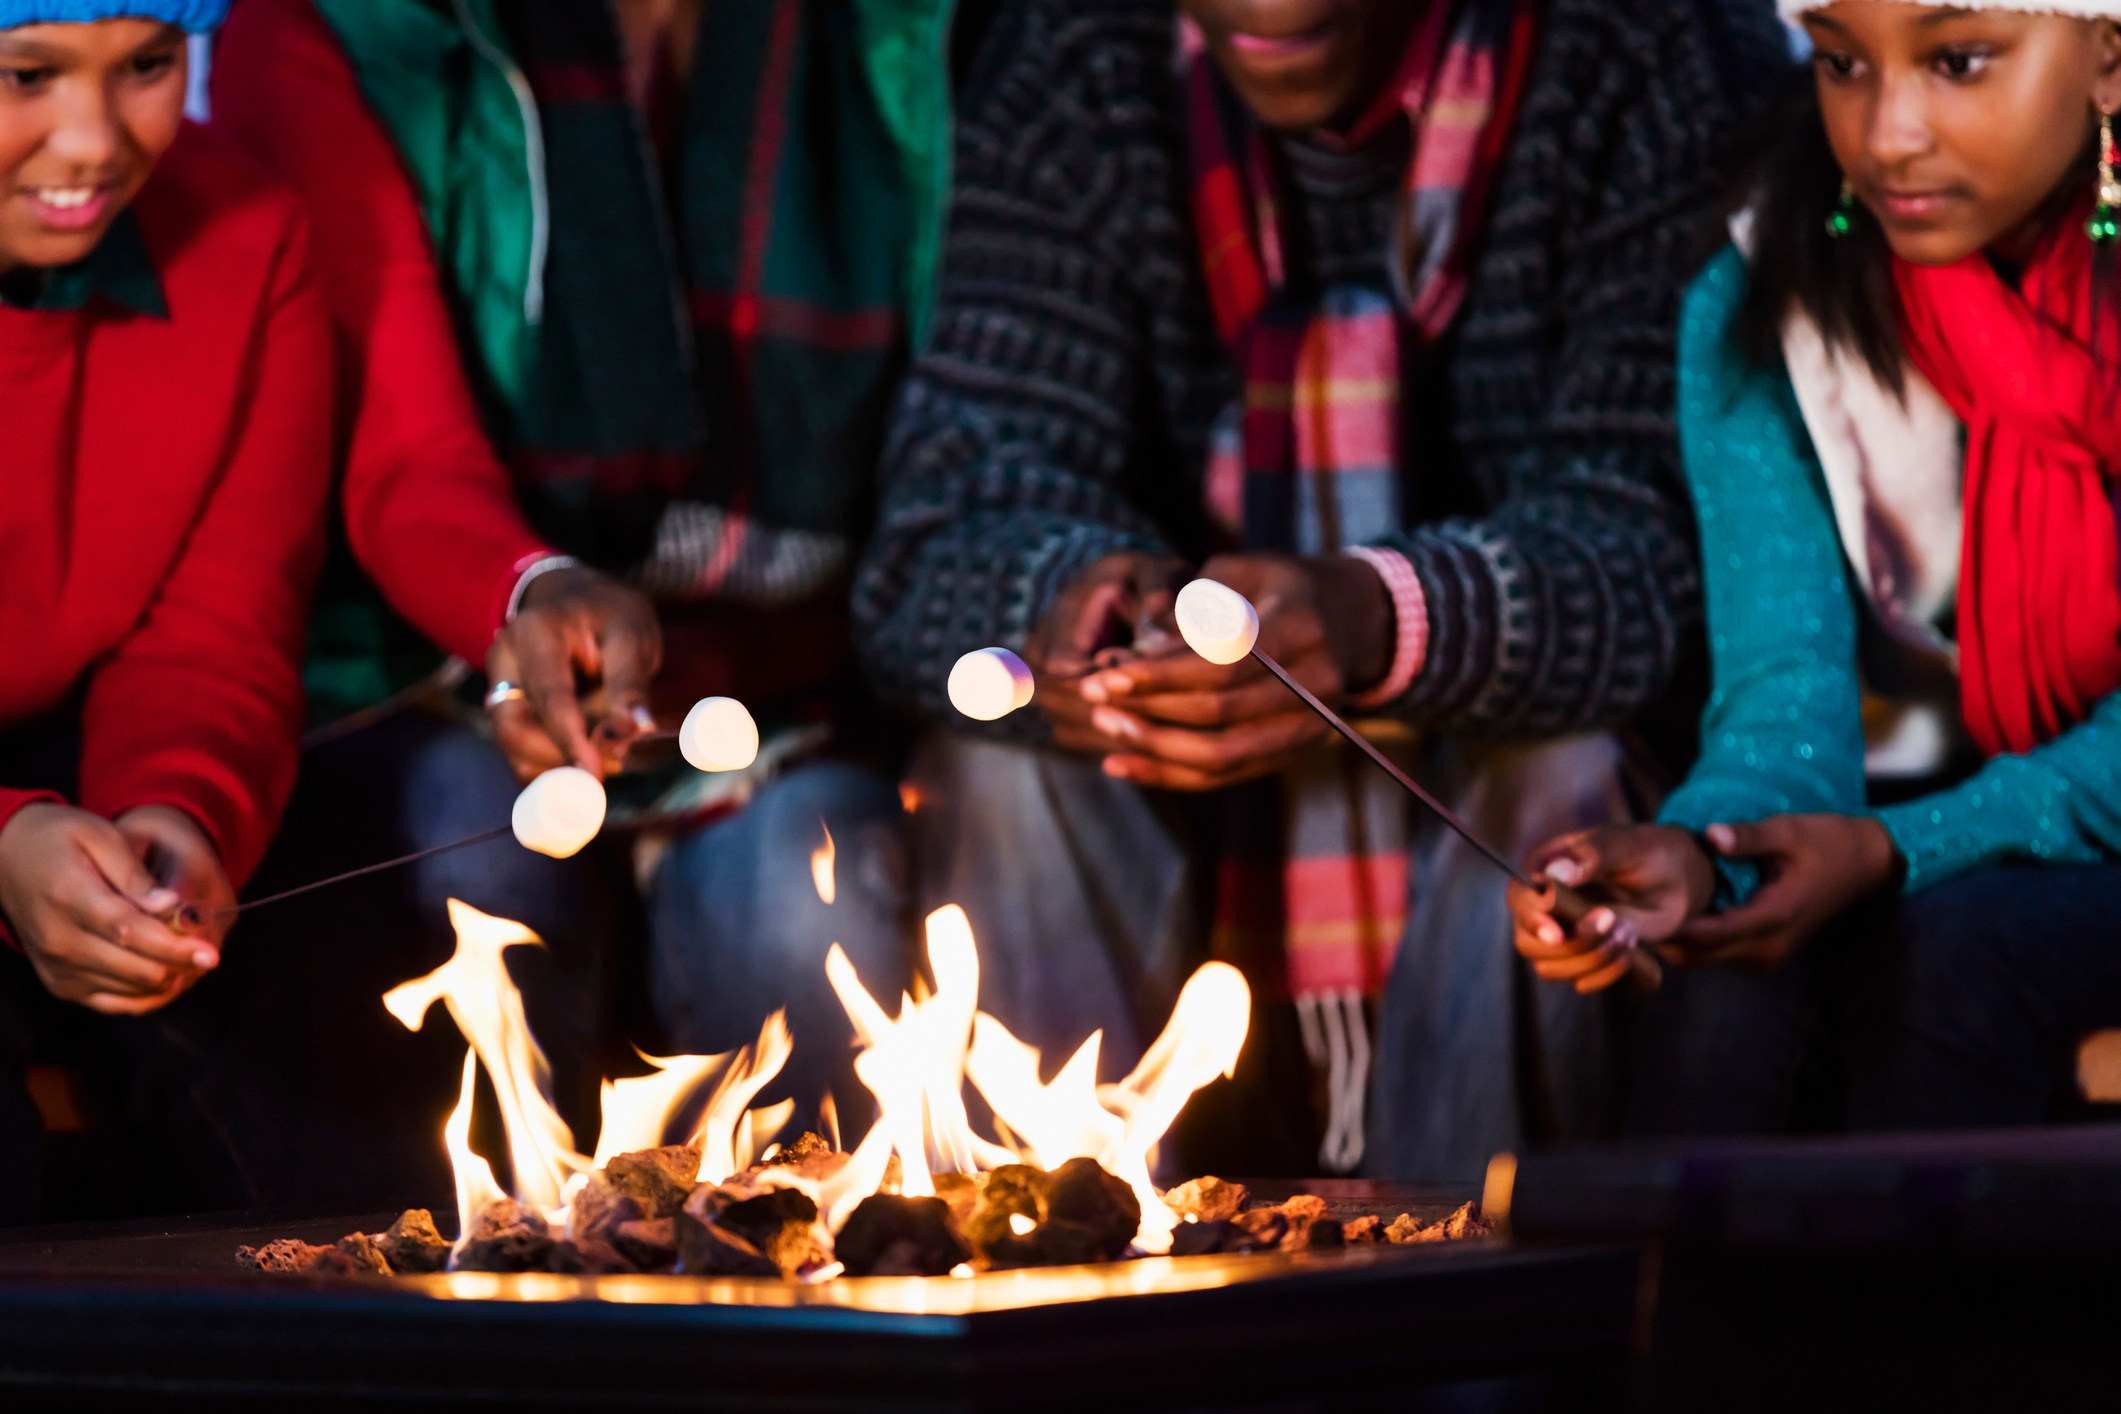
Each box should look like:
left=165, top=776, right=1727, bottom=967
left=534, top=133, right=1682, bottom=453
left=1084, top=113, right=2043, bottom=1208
left=504, top=552, right=581, bottom=625
left=1343, top=546, right=1428, bottom=709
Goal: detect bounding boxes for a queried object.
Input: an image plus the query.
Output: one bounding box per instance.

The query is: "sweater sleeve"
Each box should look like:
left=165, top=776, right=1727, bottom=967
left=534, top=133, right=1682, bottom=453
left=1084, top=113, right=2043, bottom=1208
left=77, top=211, right=334, bottom=887
left=852, top=0, right=1234, bottom=721
left=1655, top=249, right=1869, bottom=850
left=210, top=0, right=550, bottom=665
left=1879, top=698, right=2121, bottom=891
left=1373, top=0, right=1787, bottom=736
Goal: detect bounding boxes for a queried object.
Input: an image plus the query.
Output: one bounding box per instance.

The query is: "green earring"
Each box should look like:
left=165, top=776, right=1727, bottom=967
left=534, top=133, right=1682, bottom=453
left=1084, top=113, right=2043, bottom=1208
left=1825, top=178, right=1856, bottom=239
left=2090, top=111, right=2119, bottom=243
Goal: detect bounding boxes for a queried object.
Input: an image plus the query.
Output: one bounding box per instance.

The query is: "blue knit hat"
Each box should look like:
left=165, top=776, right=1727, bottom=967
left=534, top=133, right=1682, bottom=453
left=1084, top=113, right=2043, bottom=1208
left=0, top=0, right=228, bottom=30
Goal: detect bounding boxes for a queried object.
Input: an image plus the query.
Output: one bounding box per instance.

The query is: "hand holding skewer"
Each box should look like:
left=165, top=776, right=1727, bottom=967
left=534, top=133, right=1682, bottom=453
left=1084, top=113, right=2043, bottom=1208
left=949, top=576, right=1660, bottom=992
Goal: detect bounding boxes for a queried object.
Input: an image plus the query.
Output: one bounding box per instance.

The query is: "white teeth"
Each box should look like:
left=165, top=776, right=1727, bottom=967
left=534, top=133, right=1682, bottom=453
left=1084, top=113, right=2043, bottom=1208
left=34, top=188, right=95, bottom=210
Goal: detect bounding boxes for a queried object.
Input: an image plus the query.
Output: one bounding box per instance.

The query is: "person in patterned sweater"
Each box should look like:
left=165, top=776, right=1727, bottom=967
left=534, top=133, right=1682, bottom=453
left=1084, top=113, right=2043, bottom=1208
left=855, top=0, right=1791, bottom=1181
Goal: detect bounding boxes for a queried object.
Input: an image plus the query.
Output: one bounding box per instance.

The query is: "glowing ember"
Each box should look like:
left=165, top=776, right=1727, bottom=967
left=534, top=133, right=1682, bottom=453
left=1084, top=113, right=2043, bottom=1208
left=811, top=823, right=836, bottom=905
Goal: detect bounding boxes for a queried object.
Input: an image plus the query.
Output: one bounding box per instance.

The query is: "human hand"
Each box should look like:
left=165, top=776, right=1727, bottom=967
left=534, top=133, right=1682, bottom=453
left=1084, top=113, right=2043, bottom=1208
left=1058, top=552, right=1390, bottom=791
left=0, top=803, right=227, bottom=1015
left=1507, top=825, right=1714, bottom=994
left=1664, top=815, right=1898, bottom=973
left=1024, top=549, right=1190, bottom=752
left=486, top=566, right=664, bottom=783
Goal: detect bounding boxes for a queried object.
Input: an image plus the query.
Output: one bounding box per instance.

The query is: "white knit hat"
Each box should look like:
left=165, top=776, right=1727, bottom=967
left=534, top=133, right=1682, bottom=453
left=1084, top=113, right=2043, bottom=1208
left=1780, top=0, right=2121, bottom=17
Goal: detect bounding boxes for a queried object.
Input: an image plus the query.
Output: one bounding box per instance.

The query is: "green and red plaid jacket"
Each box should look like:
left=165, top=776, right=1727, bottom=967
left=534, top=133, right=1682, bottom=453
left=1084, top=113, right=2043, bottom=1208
left=300, top=0, right=954, bottom=711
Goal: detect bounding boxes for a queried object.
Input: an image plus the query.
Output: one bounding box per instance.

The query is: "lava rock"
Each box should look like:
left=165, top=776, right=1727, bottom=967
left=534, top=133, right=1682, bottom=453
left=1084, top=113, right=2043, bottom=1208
left=332, top=1232, right=394, bottom=1273
left=932, top=1172, right=985, bottom=1232
left=1384, top=1201, right=1492, bottom=1245
left=675, top=1217, right=781, bottom=1278
left=1277, top=1194, right=1329, bottom=1226
left=455, top=1198, right=556, bottom=1273
left=1044, top=1158, right=1140, bottom=1255
left=1305, top=1219, right=1345, bottom=1249
left=569, top=1172, right=645, bottom=1244
left=964, top=1164, right=1045, bottom=1258
left=1163, top=1176, right=1249, bottom=1225
left=376, top=1209, right=451, bottom=1273
left=600, top=1142, right=702, bottom=1220
left=612, top=1216, right=679, bottom=1270
left=835, top=1194, right=971, bottom=1277
left=235, top=1239, right=330, bottom=1274
left=1342, top=1215, right=1383, bottom=1245
left=547, top=1238, right=638, bottom=1275
left=763, top=1132, right=832, bottom=1167
left=1230, top=1208, right=1289, bottom=1250
left=1169, top=1219, right=1238, bottom=1257
left=712, top=1188, right=825, bottom=1277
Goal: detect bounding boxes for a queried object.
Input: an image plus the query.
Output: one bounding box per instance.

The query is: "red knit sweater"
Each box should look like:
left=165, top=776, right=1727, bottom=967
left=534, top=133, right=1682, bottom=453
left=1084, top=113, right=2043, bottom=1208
left=209, top=0, right=554, bottom=665
left=0, top=124, right=333, bottom=886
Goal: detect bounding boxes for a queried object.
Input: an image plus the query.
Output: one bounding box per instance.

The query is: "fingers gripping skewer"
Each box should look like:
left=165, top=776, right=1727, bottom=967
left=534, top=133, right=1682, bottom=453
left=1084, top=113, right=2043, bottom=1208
left=1168, top=579, right=1660, bottom=990
left=197, top=698, right=763, bottom=926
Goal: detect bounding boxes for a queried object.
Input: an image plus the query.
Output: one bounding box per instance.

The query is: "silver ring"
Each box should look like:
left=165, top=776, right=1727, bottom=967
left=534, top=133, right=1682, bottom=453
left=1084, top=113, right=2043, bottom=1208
left=485, top=681, right=527, bottom=710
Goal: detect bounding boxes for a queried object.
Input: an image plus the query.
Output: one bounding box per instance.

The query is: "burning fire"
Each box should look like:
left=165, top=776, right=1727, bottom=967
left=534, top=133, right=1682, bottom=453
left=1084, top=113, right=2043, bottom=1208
left=395, top=895, right=1250, bottom=1266
left=811, top=823, right=836, bottom=906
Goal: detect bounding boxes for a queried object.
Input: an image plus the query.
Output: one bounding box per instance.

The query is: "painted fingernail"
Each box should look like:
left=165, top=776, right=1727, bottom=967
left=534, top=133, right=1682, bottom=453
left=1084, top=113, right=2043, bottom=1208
left=1537, top=921, right=1562, bottom=945
left=1707, top=824, right=1736, bottom=851
left=1615, top=921, right=1640, bottom=950
left=1091, top=707, right=1142, bottom=741
left=141, top=888, right=179, bottom=914
left=192, top=948, right=219, bottom=970
left=1545, top=859, right=1582, bottom=886
left=1587, top=907, right=1615, bottom=932
left=1079, top=677, right=1108, bottom=703
left=1101, top=757, right=1131, bottom=779
left=631, top=704, right=658, bottom=730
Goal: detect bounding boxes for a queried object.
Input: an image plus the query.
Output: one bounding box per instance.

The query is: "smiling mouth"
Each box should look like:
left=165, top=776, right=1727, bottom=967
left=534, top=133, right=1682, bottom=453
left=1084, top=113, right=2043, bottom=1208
left=1224, top=17, right=1344, bottom=61
left=19, top=183, right=115, bottom=231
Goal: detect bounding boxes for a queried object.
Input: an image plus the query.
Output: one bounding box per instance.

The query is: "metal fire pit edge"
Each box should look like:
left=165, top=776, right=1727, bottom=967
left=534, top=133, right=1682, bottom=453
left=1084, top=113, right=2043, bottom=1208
left=0, top=1206, right=1637, bottom=1412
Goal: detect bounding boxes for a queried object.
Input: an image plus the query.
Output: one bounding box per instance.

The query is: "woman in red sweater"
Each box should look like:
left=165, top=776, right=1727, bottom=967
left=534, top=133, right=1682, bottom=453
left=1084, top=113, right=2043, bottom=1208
left=0, top=1, right=330, bottom=1218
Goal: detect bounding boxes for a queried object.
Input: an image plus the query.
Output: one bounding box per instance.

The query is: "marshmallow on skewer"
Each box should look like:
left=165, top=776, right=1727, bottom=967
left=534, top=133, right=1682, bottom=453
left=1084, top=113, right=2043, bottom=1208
left=680, top=695, right=760, bottom=772
left=947, top=647, right=1035, bottom=721
left=512, top=766, right=607, bottom=859
left=1174, top=579, right=1261, bottom=666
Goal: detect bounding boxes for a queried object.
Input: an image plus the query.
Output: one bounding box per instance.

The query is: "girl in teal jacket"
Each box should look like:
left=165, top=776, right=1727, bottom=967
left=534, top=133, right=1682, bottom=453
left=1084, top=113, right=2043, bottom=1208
left=1512, top=0, right=2121, bottom=1130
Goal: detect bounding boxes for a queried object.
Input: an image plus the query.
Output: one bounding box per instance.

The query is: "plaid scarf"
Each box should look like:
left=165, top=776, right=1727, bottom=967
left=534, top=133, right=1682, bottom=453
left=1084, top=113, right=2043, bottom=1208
left=1184, top=0, right=1537, bottom=1170
left=501, top=0, right=912, bottom=576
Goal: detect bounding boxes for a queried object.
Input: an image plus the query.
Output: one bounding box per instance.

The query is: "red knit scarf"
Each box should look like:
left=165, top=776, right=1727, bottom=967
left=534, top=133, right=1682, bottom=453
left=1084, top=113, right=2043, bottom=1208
left=1894, top=200, right=2121, bottom=757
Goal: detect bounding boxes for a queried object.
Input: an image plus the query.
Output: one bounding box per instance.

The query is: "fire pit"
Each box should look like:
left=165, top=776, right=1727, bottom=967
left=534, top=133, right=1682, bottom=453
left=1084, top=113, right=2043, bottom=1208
left=0, top=883, right=1642, bottom=1408
left=0, top=1187, right=1638, bottom=1411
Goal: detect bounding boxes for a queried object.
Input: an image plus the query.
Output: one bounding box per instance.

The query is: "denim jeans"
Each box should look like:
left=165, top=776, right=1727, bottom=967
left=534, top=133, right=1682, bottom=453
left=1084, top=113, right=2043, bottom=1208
left=649, top=762, right=911, bottom=1140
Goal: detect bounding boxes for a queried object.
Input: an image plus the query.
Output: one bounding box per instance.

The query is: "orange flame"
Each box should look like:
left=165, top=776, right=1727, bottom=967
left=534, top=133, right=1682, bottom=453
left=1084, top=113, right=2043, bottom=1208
left=444, top=1048, right=506, bottom=1258
left=385, top=901, right=586, bottom=1212
left=811, top=823, right=836, bottom=905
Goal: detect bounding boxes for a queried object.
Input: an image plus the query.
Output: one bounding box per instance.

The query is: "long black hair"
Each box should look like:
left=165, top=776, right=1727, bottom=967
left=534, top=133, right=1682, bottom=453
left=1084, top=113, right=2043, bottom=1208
left=1731, top=70, right=2101, bottom=394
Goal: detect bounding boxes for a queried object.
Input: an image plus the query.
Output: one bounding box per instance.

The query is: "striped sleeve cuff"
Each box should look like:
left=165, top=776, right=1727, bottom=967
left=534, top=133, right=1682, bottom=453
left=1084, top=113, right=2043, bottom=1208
left=1344, top=546, right=1428, bottom=710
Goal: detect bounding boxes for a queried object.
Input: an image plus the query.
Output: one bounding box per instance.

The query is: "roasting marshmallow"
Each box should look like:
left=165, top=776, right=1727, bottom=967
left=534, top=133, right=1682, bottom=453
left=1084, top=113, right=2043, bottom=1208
left=947, top=647, right=1036, bottom=721
left=680, top=696, right=760, bottom=772
left=1174, top=579, right=1260, bottom=666
left=512, top=767, right=607, bottom=859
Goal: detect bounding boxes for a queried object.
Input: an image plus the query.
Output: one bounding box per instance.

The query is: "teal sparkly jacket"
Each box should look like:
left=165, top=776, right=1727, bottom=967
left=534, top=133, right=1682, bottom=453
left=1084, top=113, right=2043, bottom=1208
left=1659, top=247, right=2121, bottom=894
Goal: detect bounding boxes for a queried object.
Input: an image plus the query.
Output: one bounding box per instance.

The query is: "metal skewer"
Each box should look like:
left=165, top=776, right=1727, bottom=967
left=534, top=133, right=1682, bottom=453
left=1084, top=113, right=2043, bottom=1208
left=202, top=825, right=516, bottom=923
left=1240, top=646, right=1662, bottom=991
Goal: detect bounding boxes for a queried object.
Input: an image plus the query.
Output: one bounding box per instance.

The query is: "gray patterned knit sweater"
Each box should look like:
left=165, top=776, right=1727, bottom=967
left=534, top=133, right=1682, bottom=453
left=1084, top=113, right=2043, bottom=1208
left=853, top=0, right=1790, bottom=737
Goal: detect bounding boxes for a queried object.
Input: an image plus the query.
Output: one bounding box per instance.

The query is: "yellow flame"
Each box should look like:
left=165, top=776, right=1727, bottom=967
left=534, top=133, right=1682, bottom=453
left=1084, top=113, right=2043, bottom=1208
left=812, top=823, right=836, bottom=905
left=588, top=1051, right=730, bottom=1172
left=826, top=907, right=1016, bottom=1206
left=385, top=900, right=586, bottom=1212
left=694, top=1011, right=793, bottom=1184
left=964, top=962, right=1250, bottom=1253
left=445, top=1048, right=507, bottom=1255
